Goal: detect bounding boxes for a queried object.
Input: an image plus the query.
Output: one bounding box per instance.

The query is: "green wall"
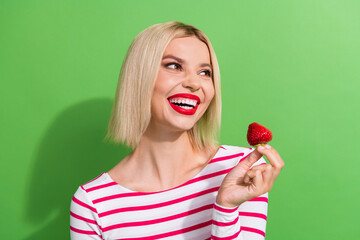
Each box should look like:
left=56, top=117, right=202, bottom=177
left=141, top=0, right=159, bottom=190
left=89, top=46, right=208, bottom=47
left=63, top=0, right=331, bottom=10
left=1, top=0, right=359, bottom=239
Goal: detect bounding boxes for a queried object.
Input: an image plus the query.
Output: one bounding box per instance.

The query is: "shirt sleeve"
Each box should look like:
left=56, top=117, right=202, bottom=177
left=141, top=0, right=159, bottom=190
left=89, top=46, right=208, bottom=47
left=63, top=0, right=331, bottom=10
left=211, top=156, right=269, bottom=239
left=211, top=193, right=268, bottom=240
left=70, top=186, right=104, bottom=240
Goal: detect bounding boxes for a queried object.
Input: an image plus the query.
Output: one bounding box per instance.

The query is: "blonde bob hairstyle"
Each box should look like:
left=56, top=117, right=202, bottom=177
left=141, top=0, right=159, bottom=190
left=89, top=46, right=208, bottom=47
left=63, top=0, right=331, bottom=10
left=106, top=21, right=221, bottom=151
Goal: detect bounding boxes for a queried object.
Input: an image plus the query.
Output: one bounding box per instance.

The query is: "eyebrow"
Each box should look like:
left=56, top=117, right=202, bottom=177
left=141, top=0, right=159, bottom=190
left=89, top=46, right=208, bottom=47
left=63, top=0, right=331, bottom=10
left=162, top=54, right=184, bottom=63
left=162, top=54, right=212, bottom=69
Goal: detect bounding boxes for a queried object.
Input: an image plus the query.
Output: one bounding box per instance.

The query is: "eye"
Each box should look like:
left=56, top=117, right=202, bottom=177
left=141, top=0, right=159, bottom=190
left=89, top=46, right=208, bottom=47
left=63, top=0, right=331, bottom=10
left=164, top=62, right=182, bottom=70
left=200, top=69, right=212, bottom=77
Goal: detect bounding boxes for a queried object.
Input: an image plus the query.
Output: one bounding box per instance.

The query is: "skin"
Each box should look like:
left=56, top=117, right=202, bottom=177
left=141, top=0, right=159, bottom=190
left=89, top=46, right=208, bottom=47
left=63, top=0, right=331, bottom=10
left=108, top=36, right=216, bottom=192
left=216, top=144, right=285, bottom=208
left=109, top=36, right=285, bottom=207
left=149, top=36, right=215, bottom=134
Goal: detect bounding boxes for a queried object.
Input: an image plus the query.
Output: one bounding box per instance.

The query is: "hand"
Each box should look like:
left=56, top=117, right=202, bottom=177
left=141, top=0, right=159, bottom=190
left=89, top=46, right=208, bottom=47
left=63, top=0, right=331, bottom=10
left=216, top=145, right=284, bottom=208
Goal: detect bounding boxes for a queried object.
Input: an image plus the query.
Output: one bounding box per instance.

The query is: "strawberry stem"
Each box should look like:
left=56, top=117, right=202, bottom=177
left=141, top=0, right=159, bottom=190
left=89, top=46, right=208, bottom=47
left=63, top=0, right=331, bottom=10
left=254, top=143, right=266, bottom=148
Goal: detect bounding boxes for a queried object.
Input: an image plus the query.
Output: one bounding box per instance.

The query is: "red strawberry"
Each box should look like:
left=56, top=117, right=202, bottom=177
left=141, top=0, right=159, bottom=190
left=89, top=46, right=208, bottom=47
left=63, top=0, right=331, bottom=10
left=247, top=122, right=273, bottom=147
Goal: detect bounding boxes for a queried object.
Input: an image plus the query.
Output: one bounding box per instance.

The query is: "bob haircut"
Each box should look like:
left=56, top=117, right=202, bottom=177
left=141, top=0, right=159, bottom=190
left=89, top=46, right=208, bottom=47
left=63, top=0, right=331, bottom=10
left=106, top=21, right=221, bottom=152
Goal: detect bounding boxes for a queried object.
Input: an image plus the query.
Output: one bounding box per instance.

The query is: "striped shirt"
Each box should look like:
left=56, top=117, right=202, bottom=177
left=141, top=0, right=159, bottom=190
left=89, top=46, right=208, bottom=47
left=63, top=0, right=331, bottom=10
left=70, top=145, right=268, bottom=239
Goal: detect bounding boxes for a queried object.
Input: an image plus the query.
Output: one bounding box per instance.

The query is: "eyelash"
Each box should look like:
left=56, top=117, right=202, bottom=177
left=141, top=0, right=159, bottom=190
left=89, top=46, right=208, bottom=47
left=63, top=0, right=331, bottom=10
left=165, top=62, right=182, bottom=70
left=164, top=62, right=212, bottom=77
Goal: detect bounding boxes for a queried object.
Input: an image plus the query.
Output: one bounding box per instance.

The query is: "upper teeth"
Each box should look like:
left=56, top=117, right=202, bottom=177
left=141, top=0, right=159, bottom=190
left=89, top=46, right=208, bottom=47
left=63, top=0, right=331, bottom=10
left=169, top=98, right=198, bottom=107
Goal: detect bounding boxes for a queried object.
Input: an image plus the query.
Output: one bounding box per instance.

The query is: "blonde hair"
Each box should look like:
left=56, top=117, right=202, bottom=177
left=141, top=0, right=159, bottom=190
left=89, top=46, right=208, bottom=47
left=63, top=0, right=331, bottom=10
left=105, top=21, right=221, bottom=151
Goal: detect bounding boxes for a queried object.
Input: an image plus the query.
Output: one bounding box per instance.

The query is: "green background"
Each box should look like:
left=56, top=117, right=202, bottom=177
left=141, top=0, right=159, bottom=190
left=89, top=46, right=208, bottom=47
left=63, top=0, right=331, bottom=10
left=1, top=0, right=359, bottom=239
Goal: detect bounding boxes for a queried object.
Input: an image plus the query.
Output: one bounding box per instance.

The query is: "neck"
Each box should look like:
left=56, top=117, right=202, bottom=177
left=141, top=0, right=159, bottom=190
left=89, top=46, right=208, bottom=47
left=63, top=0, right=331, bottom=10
left=128, top=124, right=213, bottom=191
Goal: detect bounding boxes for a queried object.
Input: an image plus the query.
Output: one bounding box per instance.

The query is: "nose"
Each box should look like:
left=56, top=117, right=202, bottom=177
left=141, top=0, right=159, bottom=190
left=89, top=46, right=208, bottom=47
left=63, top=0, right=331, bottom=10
left=182, top=72, right=201, bottom=92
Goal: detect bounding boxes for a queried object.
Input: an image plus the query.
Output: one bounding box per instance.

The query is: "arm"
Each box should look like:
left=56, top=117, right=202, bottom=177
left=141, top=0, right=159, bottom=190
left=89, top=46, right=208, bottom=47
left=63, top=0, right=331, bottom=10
left=212, top=145, right=284, bottom=239
left=237, top=193, right=268, bottom=238
left=70, top=186, right=103, bottom=240
left=211, top=154, right=269, bottom=239
left=211, top=193, right=268, bottom=239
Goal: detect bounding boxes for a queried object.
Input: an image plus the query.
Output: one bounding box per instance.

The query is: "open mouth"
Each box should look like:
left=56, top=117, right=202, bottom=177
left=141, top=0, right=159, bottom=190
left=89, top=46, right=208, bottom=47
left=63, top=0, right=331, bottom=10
left=168, top=98, right=198, bottom=109
left=167, top=94, right=200, bottom=115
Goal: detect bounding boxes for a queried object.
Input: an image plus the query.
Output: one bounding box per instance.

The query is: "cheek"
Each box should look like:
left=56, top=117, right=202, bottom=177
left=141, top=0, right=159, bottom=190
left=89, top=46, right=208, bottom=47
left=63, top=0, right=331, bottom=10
left=205, top=82, right=215, bottom=104
left=152, top=80, right=168, bottom=105
left=151, top=89, right=165, bottom=113
left=151, top=78, right=173, bottom=115
left=153, top=71, right=178, bottom=95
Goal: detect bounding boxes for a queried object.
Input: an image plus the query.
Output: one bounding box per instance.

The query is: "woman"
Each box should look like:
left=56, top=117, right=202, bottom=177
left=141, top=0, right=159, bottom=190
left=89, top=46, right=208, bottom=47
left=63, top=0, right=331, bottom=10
left=70, top=21, right=284, bottom=239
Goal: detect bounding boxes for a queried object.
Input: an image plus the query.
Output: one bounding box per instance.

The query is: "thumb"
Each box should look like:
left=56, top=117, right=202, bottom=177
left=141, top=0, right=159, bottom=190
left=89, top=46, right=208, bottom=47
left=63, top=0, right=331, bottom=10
left=234, top=148, right=263, bottom=171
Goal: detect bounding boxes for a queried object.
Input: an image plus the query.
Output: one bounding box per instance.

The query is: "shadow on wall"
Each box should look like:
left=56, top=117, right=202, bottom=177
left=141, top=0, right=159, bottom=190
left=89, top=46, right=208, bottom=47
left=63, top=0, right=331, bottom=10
left=23, top=98, right=132, bottom=240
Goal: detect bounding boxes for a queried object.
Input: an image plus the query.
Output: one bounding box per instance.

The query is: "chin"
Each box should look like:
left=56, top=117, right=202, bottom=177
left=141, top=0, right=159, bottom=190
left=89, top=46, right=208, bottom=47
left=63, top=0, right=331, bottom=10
left=174, top=124, right=196, bottom=132
left=170, top=119, right=198, bottom=132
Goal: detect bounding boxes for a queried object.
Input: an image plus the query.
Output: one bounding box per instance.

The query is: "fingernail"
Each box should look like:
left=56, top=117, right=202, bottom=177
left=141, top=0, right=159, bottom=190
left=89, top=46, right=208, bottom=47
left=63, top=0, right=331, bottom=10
left=265, top=144, right=272, bottom=149
left=258, top=145, right=265, bottom=151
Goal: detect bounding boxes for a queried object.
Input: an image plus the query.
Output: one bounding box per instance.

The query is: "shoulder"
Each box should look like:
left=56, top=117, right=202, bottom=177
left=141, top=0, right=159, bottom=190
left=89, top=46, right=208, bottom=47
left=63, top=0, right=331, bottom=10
left=70, top=175, right=106, bottom=233
left=71, top=172, right=116, bottom=211
left=71, top=172, right=113, bottom=201
left=79, top=172, right=110, bottom=192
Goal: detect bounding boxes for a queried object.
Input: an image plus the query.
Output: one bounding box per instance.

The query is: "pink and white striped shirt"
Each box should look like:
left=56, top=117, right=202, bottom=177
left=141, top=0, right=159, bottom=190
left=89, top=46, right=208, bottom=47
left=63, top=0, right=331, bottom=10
left=70, top=145, right=268, bottom=239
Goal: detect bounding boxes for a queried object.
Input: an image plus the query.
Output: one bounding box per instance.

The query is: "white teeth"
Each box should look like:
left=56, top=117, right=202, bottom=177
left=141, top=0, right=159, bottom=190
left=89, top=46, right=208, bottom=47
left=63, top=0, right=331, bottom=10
left=169, top=98, right=198, bottom=107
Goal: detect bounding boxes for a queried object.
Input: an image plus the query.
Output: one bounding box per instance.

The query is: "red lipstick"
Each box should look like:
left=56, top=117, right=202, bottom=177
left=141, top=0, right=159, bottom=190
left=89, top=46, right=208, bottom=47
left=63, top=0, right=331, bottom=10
left=167, top=93, right=200, bottom=115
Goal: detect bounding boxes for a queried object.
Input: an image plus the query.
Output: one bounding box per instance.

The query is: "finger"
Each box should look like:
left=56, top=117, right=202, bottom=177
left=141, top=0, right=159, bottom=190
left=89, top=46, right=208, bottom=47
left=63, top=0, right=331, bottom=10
left=243, top=173, right=251, bottom=184
left=250, top=164, right=270, bottom=172
left=243, top=162, right=268, bottom=184
left=257, top=145, right=284, bottom=177
left=251, top=163, right=277, bottom=190
left=252, top=169, right=264, bottom=191
left=262, top=164, right=275, bottom=189
left=244, top=169, right=258, bottom=185
left=249, top=162, right=267, bottom=170
left=246, top=164, right=269, bottom=178
left=246, top=166, right=269, bottom=194
left=257, top=145, right=284, bottom=168
left=235, top=149, right=263, bottom=171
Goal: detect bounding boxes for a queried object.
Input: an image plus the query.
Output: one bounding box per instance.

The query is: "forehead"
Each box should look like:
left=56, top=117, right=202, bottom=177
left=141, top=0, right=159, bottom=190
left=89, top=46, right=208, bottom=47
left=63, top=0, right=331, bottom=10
left=163, top=36, right=211, bottom=63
